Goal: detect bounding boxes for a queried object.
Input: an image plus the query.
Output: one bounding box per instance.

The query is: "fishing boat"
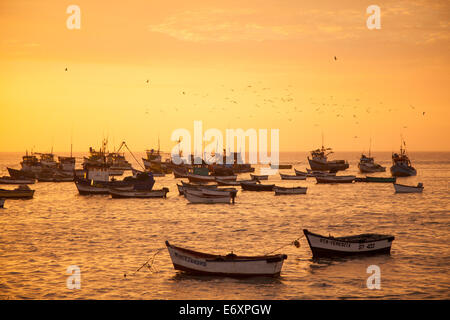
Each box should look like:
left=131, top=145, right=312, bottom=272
left=241, top=181, right=275, bottom=191
left=270, top=163, right=292, bottom=170
left=58, top=156, right=76, bottom=172
left=390, top=139, right=416, bottom=177
left=184, top=190, right=235, bottom=204
left=358, top=154, right=386, bottom=173
left=0, top=185, right=35, bottom=199
left=280, top=173, right=306, bottom=180
left=75, top=180, right=134, bottom=195
left=303, top=229, right=395, bottom=258
left=0, top=176, right=35, bottom=185
left=315, top=175, right=355, bottom=184
left=0, top=198, right=5, bottom=208
left=355, top=176, right=396, bottom=183
left=394, top=183, right=424, bottom=193
left=250, top=174, right=268, bottom=181
left=109, top=187, right=169, bottom=198
left=308, top=143, right=349, bottom=172
left=7, top=167, right=36, bottom=179
left=274, top=186, right=307, bottom=195
left=165, top=241, right=287, bottom=277
left=20, top=152, right=42, bottom=174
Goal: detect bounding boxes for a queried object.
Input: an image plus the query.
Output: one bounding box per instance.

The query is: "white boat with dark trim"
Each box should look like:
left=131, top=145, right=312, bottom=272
left=165, top=241, right=287, bottom=277
left=109, top=187, right=169, bottom=198
left=274, top=186, right=307, bottom=195
left=315, top=175, right=355, bottom=184
left=280, top=173, right=306, bottom=180
left=303, top=229, right=395, bottom=258
left=394, top=183, right=423, bottom=193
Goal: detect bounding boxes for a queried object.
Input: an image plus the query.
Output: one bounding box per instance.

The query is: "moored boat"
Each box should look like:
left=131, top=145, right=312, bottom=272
left=187, top=173, right=237, bottom=183
left=109, top=187, right=169, bottom=198
left=315, top=175, right=355, bottom=184
left=393, top=183, right=423, bottom=193
left=250, top=174, right=268, bottom=181
left=0, top=185, right=35, bottom=199
left=358, top=154, right=386, bottom=173
left=303, top=229, right=395, bottom=258
left=184, top=190, right=235, bottom=204
left=280, top=173, right=306, bottom=180
left=166, top=241, right=287, bottom=277
left=308, top=144, right=349, bottom=172
left=355, top=176, right=396, bottom=183
left=274, top=186, right=307, bottom=195
left=215, top=178, right=254, bottom=186
left=390, top=139, right=416, bottom=177
left=240, top=181, right=275, bottom=191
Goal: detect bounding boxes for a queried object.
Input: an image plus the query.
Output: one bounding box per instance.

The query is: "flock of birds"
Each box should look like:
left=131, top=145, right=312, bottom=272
left=64, top=56, right=427, bottom=137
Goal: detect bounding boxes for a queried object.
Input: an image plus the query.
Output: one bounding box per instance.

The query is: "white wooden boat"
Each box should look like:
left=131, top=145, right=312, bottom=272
left=394, top=183, right=423, bottom=193
left=0, top=198, right=5, bottom=208
left=75, top=181, right=133, bottom=195
left=166, top=241, right=287, bottom=277
left=0, top=176, right=35, bottom=185
left=274, top=186, right=307, bottom=195
left=109, top=187, right=169, bottom=198
left=250, top=174, right=268, bottom=181
left=303, top=229, right=395, bottom=258
left=315, top=175, right=355, bottom=184
left=184, top=190, right=234, bottom=204
left=280, top=173, right=306, bottom=180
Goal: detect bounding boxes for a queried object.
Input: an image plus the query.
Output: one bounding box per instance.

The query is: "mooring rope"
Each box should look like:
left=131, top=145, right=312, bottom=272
left=124, top=247, right=165, bottom=278
left=265, top=234, right=305, bottom=255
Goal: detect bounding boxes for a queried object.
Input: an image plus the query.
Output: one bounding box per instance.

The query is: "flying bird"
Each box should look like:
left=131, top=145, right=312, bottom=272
left=65, top=67, right=68, bottom=71
left=334, top=56, right=337, bottom=61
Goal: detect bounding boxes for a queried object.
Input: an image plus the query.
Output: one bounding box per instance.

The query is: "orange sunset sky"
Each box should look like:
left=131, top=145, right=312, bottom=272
left=0, top=0, right=449, bottom=153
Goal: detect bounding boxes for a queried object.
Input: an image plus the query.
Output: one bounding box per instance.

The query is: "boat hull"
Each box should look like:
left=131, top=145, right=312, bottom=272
left=358, top=163, right=386, bottom=173
left=0, top=189, right=35, bottom=199
left=184, top=191, right=233, bottom=204
left=393, top=183, right=423, bottom=193
left=280, top=174, right=306, bottom=180
left=390, top=164, right=417, bottom=177
left=110, top=188, right=169, bottom=198
left=0, top=177, right=35, bottom=185
left=315, top=176, right=355, bottom=183
left=250, top=174, right=268, bottom=180
left=274, top=186, right=307, bottom=195
left=241, top=182, right=274, bottom=191
left=303, top=229, right=394, bottom=258
left=75, top=181, right=133, bottom=195
left=308, top=158, right=349, bottom=172
left=166, top=241, right=286, bottom=277
left=187, top=173, right=237, bottom=183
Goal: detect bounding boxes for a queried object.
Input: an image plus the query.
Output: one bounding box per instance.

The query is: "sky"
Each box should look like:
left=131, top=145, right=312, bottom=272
left=0, top=0, right=449, bottom=153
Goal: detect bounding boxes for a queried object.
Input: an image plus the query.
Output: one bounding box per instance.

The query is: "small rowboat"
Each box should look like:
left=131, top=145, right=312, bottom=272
left=184, top=190, right=235, bottom=204
left=250, top=174, right=268, bottom=180
left=294, top=169, right=309, bottom=177
left=166, top=241, right=287, bottom=277
left=172, top=168, right=189, bottom=178
left=315, top=175, right=355, bottom=184
left=303, top=229, right=395, bottom=258
left=178, top=182, right=218, bottom=195
left=0, top=198, right=5, bottom=208
left=200, top=188, right=238, bottom=197
left=75, top=181, right=133, bottom=195
left=109, top=187, right=169, bottom=198
left=0, top=176, right=35, bottom=185
left=280, top=173, right=306, bottom=180
left=270, top=163, right=292, bottom=169
left=0, top=185, right=35, bottom=199
left=394, top=183, right=424, bottom=193
left=274, top=186, right=307, bottom=195
left=241, top=182, right=274, bottom=191
left=306, top=168, right=336, bottom=177
left=356, top=176, right=397, bottom=183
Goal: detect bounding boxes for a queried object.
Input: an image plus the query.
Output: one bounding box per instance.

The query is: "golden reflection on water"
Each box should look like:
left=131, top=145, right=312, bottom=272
left=0, top=152, right=449, bottom=299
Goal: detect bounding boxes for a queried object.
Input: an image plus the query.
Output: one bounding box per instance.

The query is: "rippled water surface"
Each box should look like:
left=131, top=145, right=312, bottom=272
left=0, top=152, right=449, bottom=299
